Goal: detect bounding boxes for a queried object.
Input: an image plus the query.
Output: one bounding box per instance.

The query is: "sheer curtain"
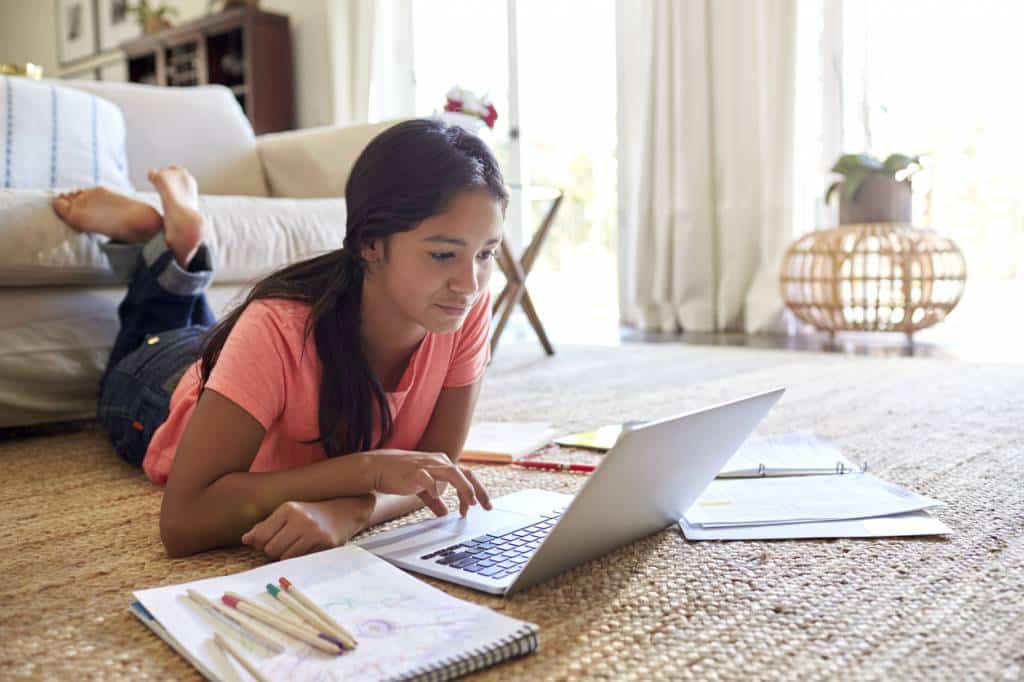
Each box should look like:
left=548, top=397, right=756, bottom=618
left=616, top=0, right=799, bottom=333
left=328, top=0, right=415, bottom=125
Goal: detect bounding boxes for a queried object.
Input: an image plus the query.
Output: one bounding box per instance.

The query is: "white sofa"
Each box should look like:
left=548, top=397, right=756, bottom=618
left=0, top=80, right=399, bottom=428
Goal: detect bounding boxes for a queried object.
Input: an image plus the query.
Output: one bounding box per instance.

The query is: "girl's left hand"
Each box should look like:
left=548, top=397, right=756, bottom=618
left=241, top=495, right=375, bottom=560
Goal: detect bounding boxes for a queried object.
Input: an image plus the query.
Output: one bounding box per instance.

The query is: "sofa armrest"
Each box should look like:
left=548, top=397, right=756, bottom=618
left=256, top=120, right=404, bottom=198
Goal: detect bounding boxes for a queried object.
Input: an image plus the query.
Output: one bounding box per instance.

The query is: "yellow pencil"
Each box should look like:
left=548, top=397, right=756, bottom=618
left=213, top=632, right=271, bottom=682
left=278, top=577, right=359, bottom=649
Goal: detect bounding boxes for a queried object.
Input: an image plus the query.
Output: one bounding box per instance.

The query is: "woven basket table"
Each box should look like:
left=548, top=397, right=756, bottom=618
left=780, top=223, right=966, bottom=341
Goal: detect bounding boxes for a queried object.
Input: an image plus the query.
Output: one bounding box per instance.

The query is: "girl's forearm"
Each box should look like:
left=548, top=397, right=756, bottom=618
left=363, top=480, right=454, bottom=529
left=365, top=493, right=427, bottom=527
left=160, top=453, right=378, bottom=556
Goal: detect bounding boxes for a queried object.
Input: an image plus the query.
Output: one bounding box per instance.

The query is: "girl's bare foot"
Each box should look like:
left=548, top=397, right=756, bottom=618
left=148, top=165, right=206, bottom=269
left=51, top=187, right=162, bottom=243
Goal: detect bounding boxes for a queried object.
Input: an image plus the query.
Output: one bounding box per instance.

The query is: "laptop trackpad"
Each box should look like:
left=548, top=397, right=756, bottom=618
left=358, top=507, right=538, bottom=560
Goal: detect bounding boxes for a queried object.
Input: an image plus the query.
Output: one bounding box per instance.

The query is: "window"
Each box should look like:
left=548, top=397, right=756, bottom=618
left=412, top=0, right=619, bottom=343
left=829, top=0, right=1024, bottom=355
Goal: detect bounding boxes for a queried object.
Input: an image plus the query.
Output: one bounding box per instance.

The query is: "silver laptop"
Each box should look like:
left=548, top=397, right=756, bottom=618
left=357, top=388, right=784, bottom=595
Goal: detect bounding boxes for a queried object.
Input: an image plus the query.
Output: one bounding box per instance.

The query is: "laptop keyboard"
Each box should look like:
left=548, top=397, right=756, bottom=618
left=420, top=510, right=564, bottom=580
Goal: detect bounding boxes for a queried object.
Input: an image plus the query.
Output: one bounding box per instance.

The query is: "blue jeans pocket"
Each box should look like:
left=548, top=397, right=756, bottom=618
left=99, top=371, right=171, bottom=467
left=98, top=327, right=202, bottom=467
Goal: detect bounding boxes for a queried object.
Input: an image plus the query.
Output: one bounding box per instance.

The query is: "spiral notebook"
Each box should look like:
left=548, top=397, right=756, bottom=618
left=131, top=545, right=538, bottom=681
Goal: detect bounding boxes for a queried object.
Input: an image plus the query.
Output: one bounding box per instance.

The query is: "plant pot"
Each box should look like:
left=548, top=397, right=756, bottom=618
left=143, top=16, right=172, bottom=34
left=839, top=174, right=912, bottom=224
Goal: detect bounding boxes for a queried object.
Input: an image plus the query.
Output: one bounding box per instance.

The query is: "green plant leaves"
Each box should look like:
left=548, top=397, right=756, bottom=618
left=825, top=152, right=921, bottom=203
left=830, top=154, right=884, bottom=175
left=825, top=181, right=841, bottom=204
left=883, top=153, right=921, bottom=180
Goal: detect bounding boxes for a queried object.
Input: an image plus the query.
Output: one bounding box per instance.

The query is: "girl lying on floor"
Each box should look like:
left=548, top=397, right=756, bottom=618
left=52, top=119, right=503, bottom=559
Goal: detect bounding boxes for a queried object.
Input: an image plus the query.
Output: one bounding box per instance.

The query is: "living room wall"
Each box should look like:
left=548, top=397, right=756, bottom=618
left=0, top=0, right=335, bottom=129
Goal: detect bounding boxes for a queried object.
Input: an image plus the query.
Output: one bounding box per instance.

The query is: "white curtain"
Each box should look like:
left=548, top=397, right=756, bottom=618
left=327, top=0, right=376, bottom=124
left=616, top=0, right=799, bottom=333
left=326, top=0, right=415, bottom=125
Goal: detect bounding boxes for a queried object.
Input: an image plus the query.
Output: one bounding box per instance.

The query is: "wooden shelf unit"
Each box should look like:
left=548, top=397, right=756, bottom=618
left=120, top=7, right=294, bottom=134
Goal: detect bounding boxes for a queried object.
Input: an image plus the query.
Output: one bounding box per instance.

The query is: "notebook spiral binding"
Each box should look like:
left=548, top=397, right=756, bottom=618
left=400, top=624, right=540, bottom=682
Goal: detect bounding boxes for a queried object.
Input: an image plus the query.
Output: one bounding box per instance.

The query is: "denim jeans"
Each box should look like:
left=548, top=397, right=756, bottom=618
left=97, top=232, right=216, bottom=466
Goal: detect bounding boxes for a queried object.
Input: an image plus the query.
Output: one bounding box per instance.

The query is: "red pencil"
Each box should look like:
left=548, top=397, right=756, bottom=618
left=512, top=460, right=595, bottom=473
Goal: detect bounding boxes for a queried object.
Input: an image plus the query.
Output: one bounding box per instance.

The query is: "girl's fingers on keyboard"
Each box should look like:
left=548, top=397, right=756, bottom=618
left=429, top=464, right=477, bottom=516
left=461, top=467, right=492, bottom=510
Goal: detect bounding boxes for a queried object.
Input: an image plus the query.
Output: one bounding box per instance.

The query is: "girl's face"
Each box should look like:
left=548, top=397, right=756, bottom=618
left=363, top=189, right=505, bottom=334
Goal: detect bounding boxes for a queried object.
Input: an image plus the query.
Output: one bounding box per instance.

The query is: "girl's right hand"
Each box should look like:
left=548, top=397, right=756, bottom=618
left=361, top=450, right=492, bottom=517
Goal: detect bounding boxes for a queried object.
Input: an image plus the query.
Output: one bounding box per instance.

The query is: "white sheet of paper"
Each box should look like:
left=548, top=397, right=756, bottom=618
left=685, top=472, right=942, bottom=527
left=134, top=545, right=534, bottom=682
left=719, top=432, right=855, bottom=477
left=679, top=510, right=952, bottom=540
left=463, top=421, right=556, bottom=457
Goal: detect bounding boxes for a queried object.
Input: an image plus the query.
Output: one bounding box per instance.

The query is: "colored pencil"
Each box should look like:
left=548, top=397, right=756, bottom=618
left=223, top=590, right=305, bottom=628
left=221, top=592, right=335, bottom=642
left=213, top=632, right=271, bottom=682
left=221, top=594, right=345, bottom=655
left=278, top=577, right=359, bottom=649
left=512, top=460, right=596, bottom=473
left=265, top=583, right=352, bottom=649
left=186, top=589, right=286, bottom=655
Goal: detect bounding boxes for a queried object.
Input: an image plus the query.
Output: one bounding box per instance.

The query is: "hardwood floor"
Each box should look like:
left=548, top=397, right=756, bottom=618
left=501, top=309, right=1022, bottom=364
left=498, top=276, right=1023, bottom=364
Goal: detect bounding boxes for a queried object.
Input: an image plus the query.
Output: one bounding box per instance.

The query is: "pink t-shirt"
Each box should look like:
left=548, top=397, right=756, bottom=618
left=142, top=290, right=491, bottom=485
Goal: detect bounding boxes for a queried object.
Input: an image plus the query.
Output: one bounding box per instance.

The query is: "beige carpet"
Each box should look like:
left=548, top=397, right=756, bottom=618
left=2, top=343, right=1022, bottom=680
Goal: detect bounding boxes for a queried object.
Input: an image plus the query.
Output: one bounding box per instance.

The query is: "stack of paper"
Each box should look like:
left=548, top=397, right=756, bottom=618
left=680, top=433, right=952, bottom=540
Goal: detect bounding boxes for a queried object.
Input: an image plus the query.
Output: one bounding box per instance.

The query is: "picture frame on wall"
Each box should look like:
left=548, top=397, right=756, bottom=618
left=56, top=0, right=99, bottom=66
left=97, top=0, right=141, bottom=52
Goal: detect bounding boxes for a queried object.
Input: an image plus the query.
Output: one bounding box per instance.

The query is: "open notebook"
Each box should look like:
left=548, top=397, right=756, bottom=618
left=459, top=422, right=556, bottom=463
left=131, top=545, right=538, bottom=681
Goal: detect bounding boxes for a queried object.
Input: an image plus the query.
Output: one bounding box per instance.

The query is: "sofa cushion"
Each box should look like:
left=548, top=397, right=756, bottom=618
left=257, top=120, right=401, bottom=198
left=0, top=76, right=132, bottom=192
left=0, top=190, right=347, bottom=287
left=59, top=81, right=269, bottom=197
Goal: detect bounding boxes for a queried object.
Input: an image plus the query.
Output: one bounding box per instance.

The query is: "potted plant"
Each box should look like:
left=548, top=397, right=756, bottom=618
left=129, top=1, right=179, bottom=34
left=825, top=153, right=922, bottom=224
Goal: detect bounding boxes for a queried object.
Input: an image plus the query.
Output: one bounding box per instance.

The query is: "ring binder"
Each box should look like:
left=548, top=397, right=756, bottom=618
left=835, top=461, right=869, bottom=475
left=746, top=459, right=868, bottom=477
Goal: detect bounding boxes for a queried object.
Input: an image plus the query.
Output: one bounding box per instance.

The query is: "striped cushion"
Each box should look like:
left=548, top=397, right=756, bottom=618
left=0, top=76, right=132, bottom=192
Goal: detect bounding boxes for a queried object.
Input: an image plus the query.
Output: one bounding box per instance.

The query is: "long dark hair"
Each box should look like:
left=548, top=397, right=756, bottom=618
left=199, top=118, right=508, bottom=457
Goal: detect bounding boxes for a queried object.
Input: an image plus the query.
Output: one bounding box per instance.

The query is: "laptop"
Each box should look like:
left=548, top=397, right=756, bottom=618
left=357, top=388, right=784, bottom=595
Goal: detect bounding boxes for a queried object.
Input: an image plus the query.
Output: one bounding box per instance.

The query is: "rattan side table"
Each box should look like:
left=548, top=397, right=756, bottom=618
left=780, top=223, right=967, bottom=341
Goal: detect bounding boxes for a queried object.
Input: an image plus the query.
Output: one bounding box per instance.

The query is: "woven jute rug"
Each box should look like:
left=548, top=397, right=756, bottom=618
left=2, top=343, right=1022, bottom=680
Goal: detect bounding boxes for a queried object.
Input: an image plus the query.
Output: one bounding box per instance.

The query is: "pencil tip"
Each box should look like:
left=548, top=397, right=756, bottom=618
left=319, top=632, right=346, bottom=652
